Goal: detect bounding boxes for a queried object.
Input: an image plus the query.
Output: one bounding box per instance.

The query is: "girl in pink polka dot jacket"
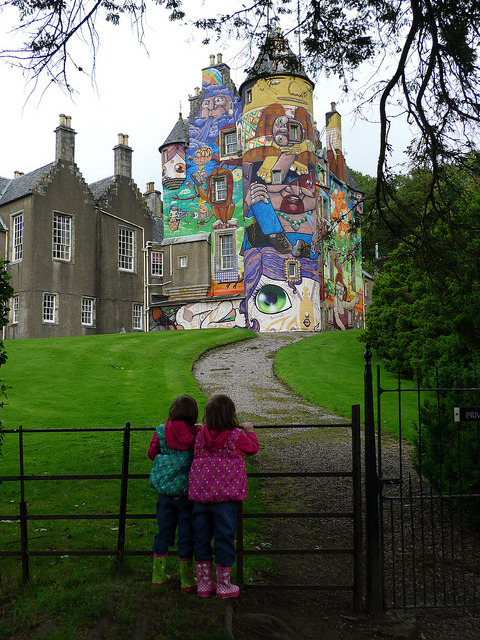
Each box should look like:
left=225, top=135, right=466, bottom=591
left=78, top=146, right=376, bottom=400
left=188, top=394, right=259, bottom=599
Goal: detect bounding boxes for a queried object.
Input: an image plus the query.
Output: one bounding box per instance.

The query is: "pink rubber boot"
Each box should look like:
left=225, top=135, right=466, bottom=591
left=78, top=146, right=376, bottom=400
left=195, top=561, right=216, bottom=597
left=216, top=565, right=239, bottom=599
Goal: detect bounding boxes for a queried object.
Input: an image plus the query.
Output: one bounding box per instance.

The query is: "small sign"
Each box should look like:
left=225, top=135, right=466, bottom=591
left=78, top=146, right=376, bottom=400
left=454, top=407, right=480, bottom=422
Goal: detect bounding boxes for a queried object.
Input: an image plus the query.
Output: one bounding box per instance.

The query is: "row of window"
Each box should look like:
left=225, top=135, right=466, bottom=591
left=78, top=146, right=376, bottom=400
left=10, top=295, right=144, bottom=330
left=150, top=231, right=236, bottom=276
left=11, top=212, right=138, bottom=272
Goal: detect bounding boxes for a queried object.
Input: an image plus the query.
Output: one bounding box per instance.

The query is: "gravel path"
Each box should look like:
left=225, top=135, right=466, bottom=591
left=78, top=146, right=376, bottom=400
left=193, top=332, right=480, bottom=640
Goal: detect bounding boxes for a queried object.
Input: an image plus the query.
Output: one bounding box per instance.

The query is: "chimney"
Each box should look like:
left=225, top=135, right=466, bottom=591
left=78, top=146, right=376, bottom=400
left=143, top=182, right=163, bottom=218
left=114, top=133, right=133, bottom=178
left=209, top=54, right=215, bottom=66
left=217, top=53, right=223, bottom=64
left=14, top=171, right=24, bottom=178
left=55, top=114, right=76, bottom=163
left=325, top=103, right=345, bottom=182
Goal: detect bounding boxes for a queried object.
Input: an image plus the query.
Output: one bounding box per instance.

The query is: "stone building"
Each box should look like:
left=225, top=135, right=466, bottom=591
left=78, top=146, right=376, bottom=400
left=1, top=29, right=367, bottom=338
left=148, top=29, right=364, bottom=331
left=0, top=116, right=158, bottom=338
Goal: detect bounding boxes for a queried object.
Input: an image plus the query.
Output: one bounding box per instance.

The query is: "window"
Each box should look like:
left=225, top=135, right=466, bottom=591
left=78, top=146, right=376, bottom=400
left=289, top=123, right=301, bottom=141
left=219, top=233, right=235, bottom=270
left=151, top=251, right=163, bottom=276
left=12, top=213, right=23, bottom=262
left=81, top=298, right=95, bottom=327
left=11, top=295, right=18, bottom=324
left=245, top=89, right=252, bottom=104
left=286, top=260, right=299, bottom=281
left=53, top=212, right=72, bottom=261
left=179, top=256, right=188, bottom=268
left=133, top=304, right=143, bottom=330
left=220, top=129, right=237, bottom=156
left=211, top=176, right=227, bottom=203
left=43, top=293, right=57, bottom=324
left=272, top=170, right=282, bottom=185
left=162, top=149, right=168, bottom=164
left=119, top=227, right=135, bottom=272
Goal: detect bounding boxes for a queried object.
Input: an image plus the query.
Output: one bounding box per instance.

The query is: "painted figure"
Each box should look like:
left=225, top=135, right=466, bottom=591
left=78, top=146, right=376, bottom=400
left=241, top=247, right=320, bottom=332
left=332, top=272, right=360, bottom=330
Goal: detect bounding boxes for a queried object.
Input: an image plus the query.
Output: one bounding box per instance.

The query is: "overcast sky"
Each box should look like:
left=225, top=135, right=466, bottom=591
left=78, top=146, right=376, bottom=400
left=0, top=2, right=410, bottom=193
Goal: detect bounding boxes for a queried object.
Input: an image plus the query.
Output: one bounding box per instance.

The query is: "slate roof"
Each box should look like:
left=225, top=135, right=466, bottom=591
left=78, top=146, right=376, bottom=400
left=0, top=163, right=55, bottom=206
left=152, top=217, right=164, bottom=243
left=241, top=27, right=312, bottom=91
left=89, top=176, right=115, bottom=200
left=161, top=232, right=210, bottom=246
left=345, top=166, right=361, bottom=192
left=159, top=116, right=189, bottom=150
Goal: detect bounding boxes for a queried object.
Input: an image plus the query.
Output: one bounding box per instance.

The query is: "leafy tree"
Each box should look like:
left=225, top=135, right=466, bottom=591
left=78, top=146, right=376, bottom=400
left=1, top=1, right=479, bottom=215
left=364, top=152, right=480, bottom=380
left=0, top=259, right=14, bottom=466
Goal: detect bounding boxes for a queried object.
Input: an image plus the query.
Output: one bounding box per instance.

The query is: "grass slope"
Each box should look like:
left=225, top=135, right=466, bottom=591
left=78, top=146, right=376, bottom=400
left=274, top=329, right=421, bottom=442
left=0, top=328, right=420, bottom=639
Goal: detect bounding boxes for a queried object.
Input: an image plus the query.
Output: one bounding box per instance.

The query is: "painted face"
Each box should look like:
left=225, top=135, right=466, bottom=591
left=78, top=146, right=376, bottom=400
left=162, top=152, right=186, bottom=190
left=272, top=116, right=289, bottom=146
left=247, top=274, right=320, bottom=332
left=200, top=94, right=232, bottom=118
left=267, top=173, right=316, bottom=215
left=335, top=280, right=347, bottom=299
left=177, top=301, right=246, bottom=329
left=272, top=116, right=305, bottom=147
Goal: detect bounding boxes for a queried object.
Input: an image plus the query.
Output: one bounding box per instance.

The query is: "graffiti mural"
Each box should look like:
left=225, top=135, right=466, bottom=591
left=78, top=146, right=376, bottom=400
left=161, top=63, right=245, bottom=290
left=322, top=178, right=363, bottom=330
left=241, top=247, right=321, bottom=331
left=149, top=300, right=245, bottom=330
left=241, top=74, right=321, bottom=331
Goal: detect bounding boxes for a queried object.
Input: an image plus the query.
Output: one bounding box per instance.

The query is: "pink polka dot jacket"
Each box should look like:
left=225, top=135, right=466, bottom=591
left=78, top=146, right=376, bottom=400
left=188, top=426, right=259, bottom=503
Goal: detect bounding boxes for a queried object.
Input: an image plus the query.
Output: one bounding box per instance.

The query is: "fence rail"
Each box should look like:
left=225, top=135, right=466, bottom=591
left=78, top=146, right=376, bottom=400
left=0, top=409, right=362, bottom=610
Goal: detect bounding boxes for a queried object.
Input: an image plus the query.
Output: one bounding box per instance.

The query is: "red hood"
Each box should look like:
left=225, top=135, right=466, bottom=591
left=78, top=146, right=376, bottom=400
left=200, top=425, right=234, bottom=450
left=164, top=419, right=200, bottom=450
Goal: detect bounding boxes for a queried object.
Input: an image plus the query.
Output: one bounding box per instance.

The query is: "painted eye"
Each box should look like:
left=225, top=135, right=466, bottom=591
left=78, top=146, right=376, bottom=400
left=276, top=135, right=286, bottom=145
left=255, top=285, right=292, bottom=314
left=174, top=163, right=186, bottom=174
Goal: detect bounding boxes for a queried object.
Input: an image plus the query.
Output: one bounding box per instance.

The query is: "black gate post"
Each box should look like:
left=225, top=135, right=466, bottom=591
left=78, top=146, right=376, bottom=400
left=364, top=344, right=384, bottom=615
left=351, top=404, right=363, bottom=613
left=117, top=422, right=130, bottom=564
left=19, top=425, right=30, bottom=583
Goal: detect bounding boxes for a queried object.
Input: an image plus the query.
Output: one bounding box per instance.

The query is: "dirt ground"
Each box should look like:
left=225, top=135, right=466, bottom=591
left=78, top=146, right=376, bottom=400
left=194, top=333, right=480, bottom=640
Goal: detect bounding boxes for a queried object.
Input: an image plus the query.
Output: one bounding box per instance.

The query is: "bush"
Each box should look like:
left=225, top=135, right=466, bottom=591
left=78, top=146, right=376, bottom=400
left=415, top=389, right=480, bottom=527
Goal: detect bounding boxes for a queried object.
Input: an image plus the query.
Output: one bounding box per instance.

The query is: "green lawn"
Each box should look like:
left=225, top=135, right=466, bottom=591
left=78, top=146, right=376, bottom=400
left=0, top=327, right=421, bottom=639
left=274, top=329, right=423, bottom=442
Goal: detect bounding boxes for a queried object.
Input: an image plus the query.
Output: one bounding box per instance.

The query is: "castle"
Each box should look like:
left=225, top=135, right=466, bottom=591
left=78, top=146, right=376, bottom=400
left=0, top=29, right=365, bottom=338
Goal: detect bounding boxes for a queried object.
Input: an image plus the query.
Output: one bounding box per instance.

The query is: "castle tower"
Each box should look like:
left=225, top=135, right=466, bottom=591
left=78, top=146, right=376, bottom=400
left=239, top=28, right=322, bottom=331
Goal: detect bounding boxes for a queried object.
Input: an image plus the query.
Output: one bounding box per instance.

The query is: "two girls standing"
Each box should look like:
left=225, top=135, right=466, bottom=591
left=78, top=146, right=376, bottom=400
left=148, top=393, right=259, bottom=598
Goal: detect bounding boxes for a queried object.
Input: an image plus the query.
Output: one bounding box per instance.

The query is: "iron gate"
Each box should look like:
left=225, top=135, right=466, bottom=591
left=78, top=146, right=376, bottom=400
left=364, top=344, right=480, bottom=612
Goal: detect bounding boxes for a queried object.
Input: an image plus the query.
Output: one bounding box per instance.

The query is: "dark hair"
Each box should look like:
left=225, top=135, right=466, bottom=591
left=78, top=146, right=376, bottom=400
left=204, top=394, right=239, bottom=431
left=168, top=395, right=198, bottom=426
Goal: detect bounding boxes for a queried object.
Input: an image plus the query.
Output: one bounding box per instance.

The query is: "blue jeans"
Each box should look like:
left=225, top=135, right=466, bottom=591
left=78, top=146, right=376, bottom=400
left=192, top=501, right=239, bottom=567
left=153, top=493, right=194, bottom=559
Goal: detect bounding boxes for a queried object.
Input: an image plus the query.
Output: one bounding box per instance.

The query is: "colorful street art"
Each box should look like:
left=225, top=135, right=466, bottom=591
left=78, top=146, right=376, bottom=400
left=241, top=73, right=321, bottom=331
left=161, top=63, right=245, bottom=292
left=149, top=300, right=246, bottom=330
left=152, top=34, right=364, bottom=334
left=321, top=177, right=363, bottom=330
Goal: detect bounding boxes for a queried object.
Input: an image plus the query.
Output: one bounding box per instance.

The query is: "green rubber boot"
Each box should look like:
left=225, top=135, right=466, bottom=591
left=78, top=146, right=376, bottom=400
left=179, top=558, right=197, bottom=592
left=151, top=553, right=171, bottom=587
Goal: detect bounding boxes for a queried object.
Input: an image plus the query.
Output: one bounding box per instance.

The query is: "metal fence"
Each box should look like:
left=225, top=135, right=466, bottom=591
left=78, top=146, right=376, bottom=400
left=364, top=344, right=480, bottom=612
left=0, top=411, right=362, bottom=610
